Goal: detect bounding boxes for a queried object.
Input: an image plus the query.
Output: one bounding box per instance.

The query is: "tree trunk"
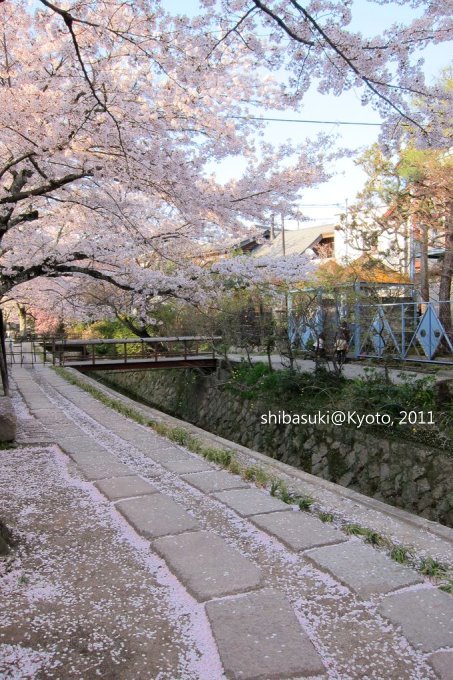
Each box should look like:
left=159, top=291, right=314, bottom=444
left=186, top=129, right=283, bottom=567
left=17, top=304, right=27, bottom=335
left=438, top=207, right=453, bottom=334
left=116, top=314, right=151, bottom=338
left=419, top=223, right=430, bottom=303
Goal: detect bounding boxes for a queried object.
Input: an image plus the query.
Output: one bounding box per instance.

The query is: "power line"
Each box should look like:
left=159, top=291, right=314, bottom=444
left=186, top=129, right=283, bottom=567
left=299, top=202, right=343, bottom=207
left=228, top=115, right=381, bottom=126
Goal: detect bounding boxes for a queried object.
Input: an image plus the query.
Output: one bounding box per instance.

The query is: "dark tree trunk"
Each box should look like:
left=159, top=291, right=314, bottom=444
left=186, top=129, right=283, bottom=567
left=438, top=207, right=453, bottom=334
left=419, top=223, right=430, bottom=303
left=17, top=304, right=27, bottom=335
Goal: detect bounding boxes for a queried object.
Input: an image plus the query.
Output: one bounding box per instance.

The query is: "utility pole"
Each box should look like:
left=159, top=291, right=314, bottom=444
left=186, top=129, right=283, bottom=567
left=281, top=213, right=286, bottom=256
left=344, top=198, right=348, bottom=261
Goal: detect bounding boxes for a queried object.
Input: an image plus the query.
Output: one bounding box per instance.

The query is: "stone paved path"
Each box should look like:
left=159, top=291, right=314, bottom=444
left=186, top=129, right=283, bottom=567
left=227, top=353, right=453, bottom=382
left=1, top=363, right=453, bottom=679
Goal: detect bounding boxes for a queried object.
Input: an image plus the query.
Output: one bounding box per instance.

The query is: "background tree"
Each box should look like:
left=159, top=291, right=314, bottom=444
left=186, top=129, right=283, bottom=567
left=341, top=145, right=452, bottom=330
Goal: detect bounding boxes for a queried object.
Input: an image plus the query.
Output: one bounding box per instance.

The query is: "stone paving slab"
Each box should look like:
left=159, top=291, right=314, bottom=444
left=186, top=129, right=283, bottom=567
left=144, top=446, right=194, bottom=464
left=429, top=650, right=453, bottom=679
left=31, top=409, right=68, bottom=419
left=58, top=438, right=107, bottom=456
left=95, top=475, right=158, bottom=501
left=378, top=588, right=453, bottom=652
left=251, top=511, right=347, bottom=552
left=161, top=459, right=214, bottom=474
left=70, top=452, right=133, bottom=481
left=50, top=424, right=85, bottom=437
left=306, top=541, right=423, bottom=597
left=116, top=493, right=199, bottom=538
left=153, top=531, right=261, bottom=601
left=205, top=589, right=325, bottom=679
left=213, top=488, right=291, bottom=517
left=120, top=435, right=169, bottom=450
left=181, top=470, right=249, bottom=494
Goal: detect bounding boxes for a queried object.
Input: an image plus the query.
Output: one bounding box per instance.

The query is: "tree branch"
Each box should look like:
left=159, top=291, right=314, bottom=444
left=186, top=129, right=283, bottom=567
left=8, top=210, right=40, bottom=228
left=0, top=171, right=90, bottom=205
left=0, top=153, right=35, bottom=181
left=251, top=0, right=314, bottom=46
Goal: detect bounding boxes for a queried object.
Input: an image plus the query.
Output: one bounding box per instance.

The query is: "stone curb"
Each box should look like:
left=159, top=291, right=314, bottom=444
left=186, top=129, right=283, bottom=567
left=61, top=367, right=453, bottom=547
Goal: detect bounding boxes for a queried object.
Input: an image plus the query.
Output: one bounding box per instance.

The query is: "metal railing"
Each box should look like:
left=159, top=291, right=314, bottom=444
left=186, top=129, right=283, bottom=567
left=6, top=335, right=221, bottom=368
left=289, top=300, right=453, bottom=364
left=355, top=300, right=453, bottom=362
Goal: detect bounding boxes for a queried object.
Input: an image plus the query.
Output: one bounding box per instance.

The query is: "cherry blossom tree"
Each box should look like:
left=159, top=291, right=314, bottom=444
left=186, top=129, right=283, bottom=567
left=1, top=0, right=450, bottom=327
left=0, top=0, right=326, bottom=316
left=203, top=0, right=452, bottom=146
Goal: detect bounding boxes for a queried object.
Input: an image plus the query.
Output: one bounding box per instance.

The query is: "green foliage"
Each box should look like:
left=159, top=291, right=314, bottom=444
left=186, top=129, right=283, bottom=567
left=168, top=427, right=192, bottom=446
left=342, top=369, right=436, bottom=416
left=419, top=557, right=449, bottom=578
left=274, top=482, right=294, bottom=504
left=318, top=511, right=335, bottom=522
left=92, top=319, right=133, bottom=339
left=243, top=466, right=258, bottom=481
left=227, top=360, right=343, bottom=409
left=216, top=450, right=233, bottom=467
left=344, top=523, right=367, bottom=536
left=226, top=362, right=450, bottom=448
left=439, top=581, right=453, bottom=595
left=242, top=465, right=269, bottom=486
left=0, top=441, right=16, bottom=450
left=227, top=362, right=273, bottom=399
left=270, top=478, right=282, bottom=496
left=95, top=343, right=111, bottom=356
left=254, top=467, right=270, bottom=487
left=343, top=523, right=386, bottom=545
left=390, top=545, right=413, bottom=564
left=363, top=530, right=386, bottom=546
left=297, top=495, right=314, bottom=511
left=228, top=458, right=242, bottom=475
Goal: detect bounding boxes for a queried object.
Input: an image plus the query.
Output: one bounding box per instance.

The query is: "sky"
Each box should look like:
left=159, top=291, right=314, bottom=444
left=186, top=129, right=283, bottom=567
left=165, top=0, right=451, bottom=228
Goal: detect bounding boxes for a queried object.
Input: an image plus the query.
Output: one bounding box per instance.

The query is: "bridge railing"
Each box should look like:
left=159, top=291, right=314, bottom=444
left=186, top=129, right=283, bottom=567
left=6, top=335, right=221, bottom=367
left=288, top=299, right=453, bottom=365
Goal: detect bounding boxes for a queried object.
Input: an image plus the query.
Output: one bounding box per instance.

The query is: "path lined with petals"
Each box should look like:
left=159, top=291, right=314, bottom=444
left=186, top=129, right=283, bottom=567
left=1, top=363, right=452, bottom=679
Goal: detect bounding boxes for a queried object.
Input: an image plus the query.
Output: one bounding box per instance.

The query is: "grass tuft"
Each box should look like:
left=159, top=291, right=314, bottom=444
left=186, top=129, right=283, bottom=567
left=243, top=466, right=258, bottom=482
left=254, top=467, right=270, bottom=488
left=228, top=458, right=242, bottom=475
left=318, top=511, right=335, bottom=523
left=419, top=557, right=449, bottom=578
left=390, top=545, right=413, bottom=564
left=343, top=523, right=386, bottom=546
left=297, top=496, right=315, bottom=511
left=269, top=478, right=282, bottom=496
left=344, top=523, right=366, bottom=536
left=439, top=581, right=453, bottom=595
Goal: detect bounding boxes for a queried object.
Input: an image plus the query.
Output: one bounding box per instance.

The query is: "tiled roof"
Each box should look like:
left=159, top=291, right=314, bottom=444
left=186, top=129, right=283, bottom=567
left=252, top=225, right=335, bottom=257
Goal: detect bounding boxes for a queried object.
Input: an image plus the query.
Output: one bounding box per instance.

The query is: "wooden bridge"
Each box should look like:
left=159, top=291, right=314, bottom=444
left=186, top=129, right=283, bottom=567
left=7, top=336, right=221, bottom=372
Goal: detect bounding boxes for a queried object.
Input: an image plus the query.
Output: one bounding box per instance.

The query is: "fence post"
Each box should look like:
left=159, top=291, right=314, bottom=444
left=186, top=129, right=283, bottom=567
left=0, top=309, right=9, bottom=396
left=401, top=303, right=405, bottom=358
left=353, top=282, right=361, bottom=358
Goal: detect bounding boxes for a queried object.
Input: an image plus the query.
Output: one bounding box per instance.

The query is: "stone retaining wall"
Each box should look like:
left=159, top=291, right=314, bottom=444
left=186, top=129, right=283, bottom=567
left=92, top=368, right=453, bottom=526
